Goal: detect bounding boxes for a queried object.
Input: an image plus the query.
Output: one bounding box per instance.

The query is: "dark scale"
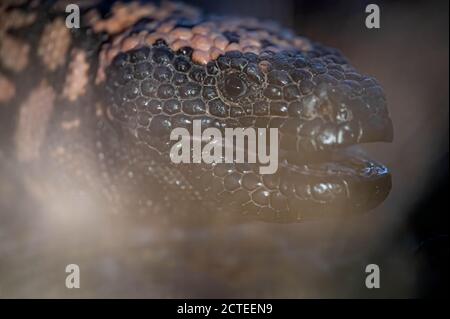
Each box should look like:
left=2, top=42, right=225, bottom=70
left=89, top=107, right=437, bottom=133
left=217, top=56, right=231, bottom=70
left=208, top=98, right=229, bottom=118
left=147, top=100, right=163, bottom=114
left=203, top=76, right=215, bottom=86
left=173, top=72, right=188, bottom=85
left=141, top=79, right=159, bottom=97
left=270, top=101, right=289, bottom=116
left=245, top=63, right=264, bottom=84
left=202, top=86, right=218, bottom=100
left=267, top=70, right=291, bottom=86
left=206, top=61, right=220, bottom=75
left=177, top=46, right=194, bottom=58
left=178, top=82, right=201, bottom=98
left=153, top=65, right=173, bottom=82
left=163, top=99, right=182, bottom=115
left=157, top=84, right=175, bottom=99
left=189, top=67, right=207, bottom=82
left=152, top=46, right=174, bottom=64
left=222, top=31, right=240, bottom=43
left=182, top=99, right=206, bottom=115
left=283, top=84, right=301, bottom=101
left=263, top=85, right=282, bottom=100
left=173, top=56, right=191, bottom=73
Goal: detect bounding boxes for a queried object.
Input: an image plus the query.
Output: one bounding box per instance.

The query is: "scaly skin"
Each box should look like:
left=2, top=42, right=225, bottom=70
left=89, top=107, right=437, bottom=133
left=0, top=0, right=393, bottom=222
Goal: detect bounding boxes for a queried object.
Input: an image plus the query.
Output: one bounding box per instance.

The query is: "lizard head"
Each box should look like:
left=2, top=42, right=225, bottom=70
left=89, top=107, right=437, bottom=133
left=103, top=37, right=393, bottom=222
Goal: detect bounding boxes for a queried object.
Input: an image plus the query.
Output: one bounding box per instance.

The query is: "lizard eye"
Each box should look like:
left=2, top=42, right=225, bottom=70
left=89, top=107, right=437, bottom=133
left=223, top=74, right=247, bottom=99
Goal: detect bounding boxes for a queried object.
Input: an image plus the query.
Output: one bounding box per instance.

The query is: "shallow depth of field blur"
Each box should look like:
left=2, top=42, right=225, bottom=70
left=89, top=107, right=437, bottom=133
left=0, top=0, right=448, bottom=298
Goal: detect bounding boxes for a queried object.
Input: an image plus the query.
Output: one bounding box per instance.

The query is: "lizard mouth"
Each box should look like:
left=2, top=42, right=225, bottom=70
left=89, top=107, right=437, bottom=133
left=277, top=145, right=391, bottom=219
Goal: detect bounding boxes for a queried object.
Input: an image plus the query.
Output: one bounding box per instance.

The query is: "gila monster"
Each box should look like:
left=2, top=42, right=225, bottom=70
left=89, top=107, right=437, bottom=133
left=0, top=0, right=393, bottom=223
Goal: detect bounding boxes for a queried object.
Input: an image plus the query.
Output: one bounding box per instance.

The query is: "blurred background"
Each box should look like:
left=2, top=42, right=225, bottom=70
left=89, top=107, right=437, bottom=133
left=0, top=0, right=448, bottom=298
